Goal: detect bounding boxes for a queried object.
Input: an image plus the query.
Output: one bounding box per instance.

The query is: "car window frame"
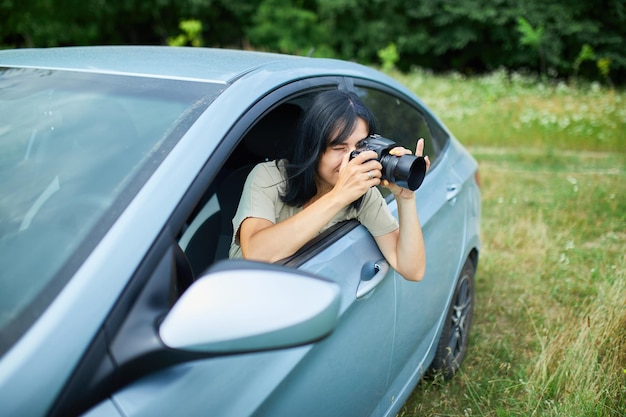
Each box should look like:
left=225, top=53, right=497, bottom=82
left=174, top=76, right=355, bottom=272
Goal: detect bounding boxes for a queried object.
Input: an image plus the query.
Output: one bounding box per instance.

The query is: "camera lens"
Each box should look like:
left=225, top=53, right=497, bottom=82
left=381, top=154, right=426, bottom=191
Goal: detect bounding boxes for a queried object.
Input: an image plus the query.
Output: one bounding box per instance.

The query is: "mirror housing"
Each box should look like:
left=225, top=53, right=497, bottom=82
left=159, top=261, right=341, bottom=353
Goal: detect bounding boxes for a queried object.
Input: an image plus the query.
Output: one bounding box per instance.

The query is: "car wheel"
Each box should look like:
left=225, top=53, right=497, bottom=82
left=430, top=256, right=475, bottom=379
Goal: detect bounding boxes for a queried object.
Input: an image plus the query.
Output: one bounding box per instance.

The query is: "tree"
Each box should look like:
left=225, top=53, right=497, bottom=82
left=1, top=0, right=625, bottom=82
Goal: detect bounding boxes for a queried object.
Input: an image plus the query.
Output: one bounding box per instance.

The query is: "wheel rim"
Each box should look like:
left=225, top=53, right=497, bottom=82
left=447, top=273, right=472, bottom=361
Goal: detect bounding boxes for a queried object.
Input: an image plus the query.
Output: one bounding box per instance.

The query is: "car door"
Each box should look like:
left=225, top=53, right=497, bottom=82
left=218, top=84, right=398, bottom=417
left=253, top=224, right=397, bottom=417
left=352, top=83, right=467, bottom=407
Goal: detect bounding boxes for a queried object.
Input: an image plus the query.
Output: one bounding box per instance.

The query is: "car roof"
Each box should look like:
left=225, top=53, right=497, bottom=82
left=0, top=46, right=344, bottom=84
left=0, top=46, right=420, bottom=106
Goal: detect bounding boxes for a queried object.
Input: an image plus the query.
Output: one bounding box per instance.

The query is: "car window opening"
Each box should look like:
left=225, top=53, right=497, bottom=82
left=178, top=101, right=304, bottom=281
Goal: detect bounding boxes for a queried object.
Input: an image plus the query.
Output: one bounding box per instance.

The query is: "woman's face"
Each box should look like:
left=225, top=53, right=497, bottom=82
left=316, top=117, right=369, bottom=192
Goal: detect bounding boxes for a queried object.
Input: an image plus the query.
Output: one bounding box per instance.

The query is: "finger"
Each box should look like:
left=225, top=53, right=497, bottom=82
left=389, top=146, right=411, bottom=156
left=381, top=179, right=400, bottom=192
left=351, top=149, right=378, bottom=163
left=424, top=155, right=431, bottom=171
left=362, top=159, right=383, bottom=172
left=415, top=138, right=425, bottom=156
left=366, top=168, right=382, bottom=179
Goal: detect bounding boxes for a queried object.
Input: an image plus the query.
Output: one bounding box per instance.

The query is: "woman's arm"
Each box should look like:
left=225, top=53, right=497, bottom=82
left=239, top=150, right=383, bottom=262
left=374, top=190, right=426, bottom=281
left=374, top=138, right=430, bottom=281
left=239, top=192, right=344, bottom=262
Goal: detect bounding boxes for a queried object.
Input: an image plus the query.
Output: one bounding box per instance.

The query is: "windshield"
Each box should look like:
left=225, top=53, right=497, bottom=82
left=0, top=67, right=224, bottom=353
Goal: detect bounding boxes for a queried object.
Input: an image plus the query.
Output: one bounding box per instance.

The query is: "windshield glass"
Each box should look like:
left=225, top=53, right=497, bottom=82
left=0, top=67, right=224, bottom=353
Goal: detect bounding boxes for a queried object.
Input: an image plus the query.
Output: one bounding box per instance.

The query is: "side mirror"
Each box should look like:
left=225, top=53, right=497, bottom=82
left=159, top=261, right=341, bottom=353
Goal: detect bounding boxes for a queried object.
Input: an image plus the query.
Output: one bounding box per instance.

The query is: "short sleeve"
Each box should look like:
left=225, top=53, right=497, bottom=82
left=356, top=187, right=398, bottom=236
left=229, top=162, right=285, bottom=258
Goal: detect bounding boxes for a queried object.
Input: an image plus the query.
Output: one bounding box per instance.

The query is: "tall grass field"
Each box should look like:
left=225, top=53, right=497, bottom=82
left=394, top=70, right=626, bottom=416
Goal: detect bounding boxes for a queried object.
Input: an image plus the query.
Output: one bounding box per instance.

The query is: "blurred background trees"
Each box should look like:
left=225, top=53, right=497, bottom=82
left=1, top=0, right=623, bottom=83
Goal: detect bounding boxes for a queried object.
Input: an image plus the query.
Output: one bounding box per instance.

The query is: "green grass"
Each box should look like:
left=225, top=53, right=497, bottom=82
left=391, top=69, right=626, bottom=417
left=395, top=68, right=626, bottom=153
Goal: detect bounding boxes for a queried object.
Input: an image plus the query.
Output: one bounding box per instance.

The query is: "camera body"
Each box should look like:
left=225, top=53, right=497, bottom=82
left=350, top=134, right=426, bottom=191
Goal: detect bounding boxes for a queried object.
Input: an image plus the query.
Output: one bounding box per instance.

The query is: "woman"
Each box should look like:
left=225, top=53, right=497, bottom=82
left=229, top=90, right=430, bottom=281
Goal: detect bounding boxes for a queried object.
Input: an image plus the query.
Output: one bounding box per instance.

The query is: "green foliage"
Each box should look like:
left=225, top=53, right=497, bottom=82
left=377, top=43, right=399, bottom=72
left=574, top=44, right=614, bottom=84
left=597, top=58, right=611, bottom=80
left=516, top=17, right=547, bottom=75
left=246, top=0, right=329, bottom=56
left=574, top=43, right=596, bottom=72
left=167, top=20, right=203, bottom=47
left=1, top=0, right=626, bottom=83
left=516, top=17, right=545, bottom=49
left=0, top=0, right=101, bottom=47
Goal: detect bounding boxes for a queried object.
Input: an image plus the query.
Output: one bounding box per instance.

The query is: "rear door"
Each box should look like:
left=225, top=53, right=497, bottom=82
left=352, top=83, right=467, bottom=407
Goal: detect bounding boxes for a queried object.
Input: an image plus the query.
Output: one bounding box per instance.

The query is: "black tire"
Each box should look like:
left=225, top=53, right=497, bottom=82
left=430, top=256, right=476, bottom=379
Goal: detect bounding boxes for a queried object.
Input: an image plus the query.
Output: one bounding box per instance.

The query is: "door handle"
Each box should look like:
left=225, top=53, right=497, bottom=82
left=356, top=260, right=390, bottom=299
left=447, top=183, right=462, bottom=201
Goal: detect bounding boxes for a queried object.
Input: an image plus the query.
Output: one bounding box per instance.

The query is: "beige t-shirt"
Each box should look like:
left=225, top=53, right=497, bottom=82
left=229, top=160, right=398, bottom=259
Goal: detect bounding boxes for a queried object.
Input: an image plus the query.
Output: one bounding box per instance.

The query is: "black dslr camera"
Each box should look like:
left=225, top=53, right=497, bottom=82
left=350, top=134, right=426, bottom=191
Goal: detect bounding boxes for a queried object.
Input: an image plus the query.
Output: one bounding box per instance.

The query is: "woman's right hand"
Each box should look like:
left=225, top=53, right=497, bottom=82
left=331, top=150, right=382, bottom=205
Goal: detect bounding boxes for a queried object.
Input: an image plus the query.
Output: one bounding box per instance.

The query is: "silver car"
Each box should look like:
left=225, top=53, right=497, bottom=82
left=0, top=46, right=481, bottom=417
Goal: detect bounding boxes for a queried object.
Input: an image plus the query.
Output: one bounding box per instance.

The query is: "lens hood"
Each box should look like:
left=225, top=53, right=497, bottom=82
left=390, top=154, right=426, bottom=191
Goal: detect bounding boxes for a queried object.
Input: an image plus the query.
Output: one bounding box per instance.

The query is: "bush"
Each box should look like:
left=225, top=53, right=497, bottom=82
left=1, top=0, right=625, bottom=83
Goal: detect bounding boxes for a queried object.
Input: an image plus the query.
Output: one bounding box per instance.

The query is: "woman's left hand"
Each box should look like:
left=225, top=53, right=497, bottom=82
left=381, top=138, right=431, bottom=199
